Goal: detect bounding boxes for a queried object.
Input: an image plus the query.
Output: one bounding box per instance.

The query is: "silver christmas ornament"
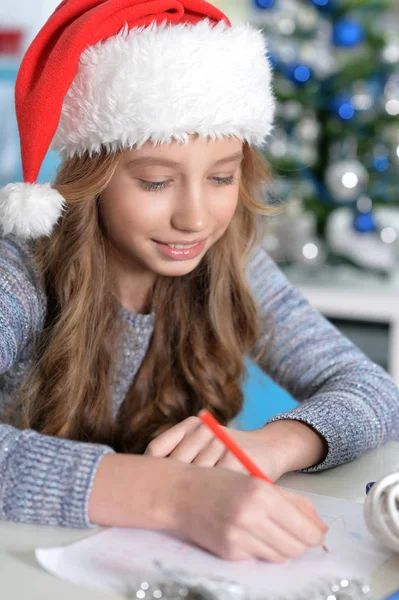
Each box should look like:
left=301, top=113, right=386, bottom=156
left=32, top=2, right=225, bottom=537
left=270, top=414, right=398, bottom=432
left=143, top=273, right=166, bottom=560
left=282, top=100, right=303, bottom=121
left=269, top=130, right=288, bottom=158
left=295, top=116, right=320, bottom=143
left=383, top=73, right=399, bottom=117
left=325, top=160, right=369, bottom=203
left=382, top=40, right=399, bottom=64
left=351, top=81, right=374, bottom=112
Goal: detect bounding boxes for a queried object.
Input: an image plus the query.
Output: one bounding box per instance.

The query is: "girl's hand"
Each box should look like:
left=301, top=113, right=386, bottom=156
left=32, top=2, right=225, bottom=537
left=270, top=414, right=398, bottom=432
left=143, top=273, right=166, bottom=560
left=145, top=415, right=264, bottom=472
left=90, top=453, right=328, bottom=563
left=144, top=416, right=328, bottom=481
left=175, top=464, right=328, bottom=562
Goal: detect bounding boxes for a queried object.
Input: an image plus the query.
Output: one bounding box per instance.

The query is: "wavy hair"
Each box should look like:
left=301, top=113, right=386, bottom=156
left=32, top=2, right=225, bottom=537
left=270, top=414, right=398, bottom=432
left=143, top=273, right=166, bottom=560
left=8, top=142, right=274, bottom=453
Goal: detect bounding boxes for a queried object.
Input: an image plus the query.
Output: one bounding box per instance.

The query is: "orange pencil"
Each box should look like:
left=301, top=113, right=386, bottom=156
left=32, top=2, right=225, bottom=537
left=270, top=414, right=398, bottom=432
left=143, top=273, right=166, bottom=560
left=199, top=409, right=328, bottom=554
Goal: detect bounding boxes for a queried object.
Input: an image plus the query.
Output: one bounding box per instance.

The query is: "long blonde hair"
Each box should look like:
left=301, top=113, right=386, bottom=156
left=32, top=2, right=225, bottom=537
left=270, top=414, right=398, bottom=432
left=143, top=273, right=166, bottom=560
left=8, top=142, right=274, bottom=453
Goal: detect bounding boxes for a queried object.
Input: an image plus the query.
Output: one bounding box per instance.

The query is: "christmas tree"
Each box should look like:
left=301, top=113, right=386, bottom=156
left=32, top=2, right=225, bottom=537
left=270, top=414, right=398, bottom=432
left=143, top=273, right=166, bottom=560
left=250, top=0, right=399, bottom=272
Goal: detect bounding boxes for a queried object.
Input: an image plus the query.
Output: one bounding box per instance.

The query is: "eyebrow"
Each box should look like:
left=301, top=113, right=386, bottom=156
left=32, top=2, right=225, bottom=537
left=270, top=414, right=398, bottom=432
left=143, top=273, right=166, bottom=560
left=125, top=151, right=244, bottom=169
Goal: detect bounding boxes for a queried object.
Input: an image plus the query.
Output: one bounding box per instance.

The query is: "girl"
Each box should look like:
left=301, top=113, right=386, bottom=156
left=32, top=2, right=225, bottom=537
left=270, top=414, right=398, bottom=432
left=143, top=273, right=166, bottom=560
left=0, top=0, right=398, bottom=564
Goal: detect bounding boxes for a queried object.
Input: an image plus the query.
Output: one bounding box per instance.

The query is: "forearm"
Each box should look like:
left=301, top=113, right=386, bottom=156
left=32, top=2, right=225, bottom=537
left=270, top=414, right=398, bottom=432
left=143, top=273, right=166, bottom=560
left=248, top=245, right=399, bottom=472
left=268, top=365, right=399, bottom=472
left=88, top=453, right=189, bottom=529
left=258, top=419, right=328, bottom=474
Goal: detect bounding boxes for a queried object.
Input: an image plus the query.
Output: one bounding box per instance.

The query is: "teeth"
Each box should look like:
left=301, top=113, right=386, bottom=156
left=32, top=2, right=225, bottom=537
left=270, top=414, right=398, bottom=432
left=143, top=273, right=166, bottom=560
left=167, top=243, right=198, bottom=249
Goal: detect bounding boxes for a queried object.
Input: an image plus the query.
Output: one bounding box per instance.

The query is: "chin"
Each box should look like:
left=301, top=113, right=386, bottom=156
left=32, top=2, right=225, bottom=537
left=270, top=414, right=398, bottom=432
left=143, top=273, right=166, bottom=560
left=153, top=257, right=204, bottom=277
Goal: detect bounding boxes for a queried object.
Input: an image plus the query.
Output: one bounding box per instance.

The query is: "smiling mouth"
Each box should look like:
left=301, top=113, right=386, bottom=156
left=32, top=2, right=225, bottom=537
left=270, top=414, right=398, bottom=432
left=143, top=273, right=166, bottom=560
left=154, top=240, right=206, bottom=248
left=153, top=239, right=207, bottom=260
left=161, top=242, right=198, bottom=249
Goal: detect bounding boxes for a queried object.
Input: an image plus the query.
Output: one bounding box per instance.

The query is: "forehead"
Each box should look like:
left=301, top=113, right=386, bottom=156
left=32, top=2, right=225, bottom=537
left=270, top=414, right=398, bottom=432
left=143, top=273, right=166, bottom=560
left=122, top=135, right=244, bottom=166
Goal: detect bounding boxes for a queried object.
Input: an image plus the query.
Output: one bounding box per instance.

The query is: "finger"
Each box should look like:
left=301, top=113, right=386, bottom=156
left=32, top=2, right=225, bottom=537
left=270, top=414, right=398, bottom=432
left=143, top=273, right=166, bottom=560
left=193, top=437, right=226, bottom=467
left=169, top=423, right=214, bottom=463
left=215, top=527, right=286, bottom=563
left=270, top=493, right=326, bottom=548
left=250, top=517, right=309, bottom=561
left=235, top=529, right=287, bottom=564
left=145, top=416, right=200, bottom=457
left=281, top=490, right=328, bottom=532
left=216, top=450, right=248, bottom=474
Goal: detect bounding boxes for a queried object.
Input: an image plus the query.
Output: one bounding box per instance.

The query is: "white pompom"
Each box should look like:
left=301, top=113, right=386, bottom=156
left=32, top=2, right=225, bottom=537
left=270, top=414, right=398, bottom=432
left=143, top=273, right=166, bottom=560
left=364, top=471, right=399, bottom=553
left=0, top=182, right=66, bottom=239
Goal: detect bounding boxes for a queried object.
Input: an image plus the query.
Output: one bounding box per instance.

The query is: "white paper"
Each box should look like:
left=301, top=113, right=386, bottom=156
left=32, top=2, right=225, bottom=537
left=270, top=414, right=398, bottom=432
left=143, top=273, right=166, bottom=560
left=35, top=492, right=392, bottom=599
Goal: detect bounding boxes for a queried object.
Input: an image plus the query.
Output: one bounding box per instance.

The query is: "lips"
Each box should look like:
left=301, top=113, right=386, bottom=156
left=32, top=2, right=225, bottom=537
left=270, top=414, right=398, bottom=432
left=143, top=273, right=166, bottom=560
left=153, top=239, right=207, bottom=261
left=155, top=240, right=205, bottom=247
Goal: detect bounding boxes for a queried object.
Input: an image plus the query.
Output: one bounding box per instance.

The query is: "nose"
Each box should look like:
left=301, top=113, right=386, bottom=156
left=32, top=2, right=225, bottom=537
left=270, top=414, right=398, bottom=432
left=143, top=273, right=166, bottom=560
left=171, top=185, right=208, bottom=233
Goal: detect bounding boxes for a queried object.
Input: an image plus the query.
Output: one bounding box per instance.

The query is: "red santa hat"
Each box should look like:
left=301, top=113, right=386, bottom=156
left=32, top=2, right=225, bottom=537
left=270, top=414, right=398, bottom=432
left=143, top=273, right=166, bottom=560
left=0, top=0, right=275, bottom=239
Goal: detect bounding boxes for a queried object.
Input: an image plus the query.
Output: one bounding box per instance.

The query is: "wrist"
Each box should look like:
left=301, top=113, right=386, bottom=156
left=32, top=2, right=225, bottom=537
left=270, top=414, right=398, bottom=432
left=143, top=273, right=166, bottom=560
left=258, top=419, right=328, bottom=474
left=88, top=453, right=191, bottom=530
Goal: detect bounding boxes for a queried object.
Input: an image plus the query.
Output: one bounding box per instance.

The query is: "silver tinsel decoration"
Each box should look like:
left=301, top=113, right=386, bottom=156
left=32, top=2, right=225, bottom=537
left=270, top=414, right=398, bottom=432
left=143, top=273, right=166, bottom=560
left=124, top=566, right=249, bottom=600
left=123, top=565, right=373, bottom=600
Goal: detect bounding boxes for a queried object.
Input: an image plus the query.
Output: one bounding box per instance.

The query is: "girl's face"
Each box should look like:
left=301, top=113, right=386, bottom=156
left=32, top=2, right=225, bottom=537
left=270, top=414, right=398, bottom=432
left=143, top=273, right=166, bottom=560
left=100, top=134, right=243, bottom=285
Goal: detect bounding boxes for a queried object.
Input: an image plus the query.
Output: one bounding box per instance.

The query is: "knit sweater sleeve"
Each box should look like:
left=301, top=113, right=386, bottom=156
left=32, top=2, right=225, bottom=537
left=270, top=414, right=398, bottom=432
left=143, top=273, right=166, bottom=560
left=246, top=244, right=399, bottom=473
left=0, top=234, right=114, bottom=528
left=0, top=235, right=43, bottom=372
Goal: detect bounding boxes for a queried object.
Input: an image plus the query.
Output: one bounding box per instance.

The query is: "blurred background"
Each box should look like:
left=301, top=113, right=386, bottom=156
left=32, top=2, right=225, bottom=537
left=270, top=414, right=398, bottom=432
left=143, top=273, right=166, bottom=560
left=1, top=0, right=399, bottom=428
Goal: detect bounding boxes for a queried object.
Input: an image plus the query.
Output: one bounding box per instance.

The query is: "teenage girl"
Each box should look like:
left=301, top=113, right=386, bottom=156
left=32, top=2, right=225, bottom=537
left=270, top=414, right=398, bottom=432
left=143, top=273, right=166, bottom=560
left=0, top=0, right=398, bottom=563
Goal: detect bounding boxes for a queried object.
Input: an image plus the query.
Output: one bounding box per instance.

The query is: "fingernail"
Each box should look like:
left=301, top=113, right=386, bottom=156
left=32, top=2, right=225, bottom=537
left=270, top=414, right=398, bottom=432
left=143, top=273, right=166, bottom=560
left=315, top=517, right=328, bottom=531
left=312, top=512, right=328, bottom=531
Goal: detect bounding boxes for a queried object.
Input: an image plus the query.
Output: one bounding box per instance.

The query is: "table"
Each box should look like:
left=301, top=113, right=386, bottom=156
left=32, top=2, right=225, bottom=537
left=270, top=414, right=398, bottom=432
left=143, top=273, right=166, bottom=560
left=1, top=442, right=399, bottom=600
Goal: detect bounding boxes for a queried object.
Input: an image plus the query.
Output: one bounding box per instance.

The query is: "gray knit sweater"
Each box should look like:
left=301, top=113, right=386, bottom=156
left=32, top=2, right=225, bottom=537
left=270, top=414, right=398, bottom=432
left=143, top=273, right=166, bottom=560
left=1, top=234, right=398, bottom=528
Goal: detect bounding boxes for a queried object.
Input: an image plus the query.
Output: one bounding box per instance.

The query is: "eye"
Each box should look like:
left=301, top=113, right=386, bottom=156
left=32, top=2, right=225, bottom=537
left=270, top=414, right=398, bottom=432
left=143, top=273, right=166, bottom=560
left=212, top=176, right=236, bottom=186
left=139, top=175, right=236, bottom=192
left=139, top=180, right=170, bottom=192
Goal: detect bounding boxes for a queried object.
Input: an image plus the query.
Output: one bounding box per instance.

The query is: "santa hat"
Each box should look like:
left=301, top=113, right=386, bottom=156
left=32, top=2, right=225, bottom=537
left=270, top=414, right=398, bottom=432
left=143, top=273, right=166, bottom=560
left=0, top=0, right=275, bottom=240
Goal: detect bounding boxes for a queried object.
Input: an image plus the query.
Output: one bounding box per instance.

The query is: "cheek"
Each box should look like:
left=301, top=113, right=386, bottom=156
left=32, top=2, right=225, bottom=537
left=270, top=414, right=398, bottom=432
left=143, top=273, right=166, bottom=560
left=105, top=190, right=168, bottom=234
left=213, top=193, right=239, bottom=227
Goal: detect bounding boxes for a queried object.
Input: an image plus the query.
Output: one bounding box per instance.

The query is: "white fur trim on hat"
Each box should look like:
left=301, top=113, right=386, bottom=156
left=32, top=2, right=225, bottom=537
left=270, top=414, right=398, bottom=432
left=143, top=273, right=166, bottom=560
left=50, top=19, right=275, bottom=157
left=0, top=183, right=66, bottom=239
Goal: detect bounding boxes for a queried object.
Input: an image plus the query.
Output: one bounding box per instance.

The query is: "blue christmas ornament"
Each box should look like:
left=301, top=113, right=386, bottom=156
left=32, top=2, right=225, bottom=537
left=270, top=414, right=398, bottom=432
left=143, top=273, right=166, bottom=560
left=333, top=18, right=365, bottom=47
left=254, top=0, right=275, bottom=8
left=285, top=64, right=311, bottom=85
left=312, top=0, right=335, bottom=14
left=294, top=65, right=311, bottom=83
left=329, top=95, right=355, bottom=119
left=338, top=102, right=355, bottom=120
left=353, top=210, right=377, bottom=234
left=373, top=155, right=389, bottom=172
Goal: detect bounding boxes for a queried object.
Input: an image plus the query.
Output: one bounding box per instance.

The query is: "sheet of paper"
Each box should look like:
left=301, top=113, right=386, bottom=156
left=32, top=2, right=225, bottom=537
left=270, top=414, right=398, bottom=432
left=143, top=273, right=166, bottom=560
left=35, top=491, right=392, bottom=599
